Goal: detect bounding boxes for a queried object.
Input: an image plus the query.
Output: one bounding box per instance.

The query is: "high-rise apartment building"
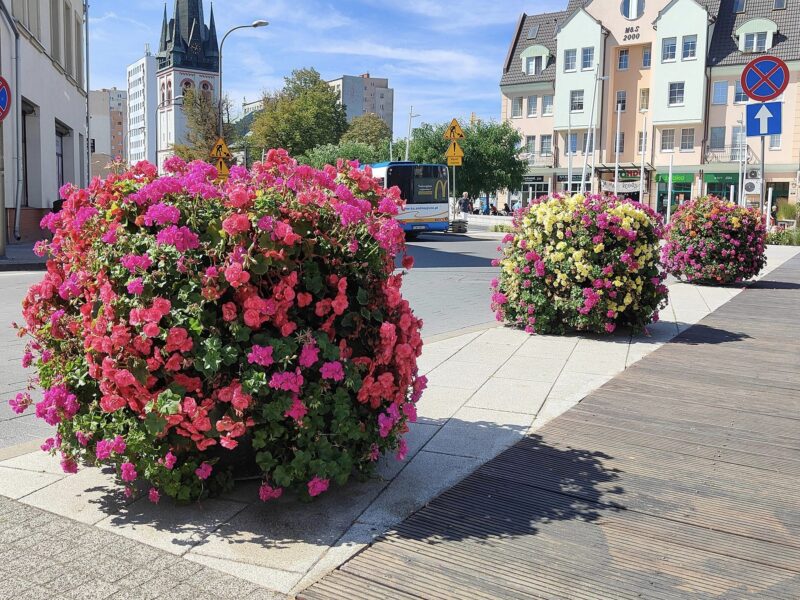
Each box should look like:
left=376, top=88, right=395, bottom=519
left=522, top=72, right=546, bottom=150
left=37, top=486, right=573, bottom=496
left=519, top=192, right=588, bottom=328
left=501, top=0, right=800, bottom=212
left=89, top=88, right=127, bottom=177
left=328, top=74, right=394, bottom=134
left=127, top=47, right=158, bottom=165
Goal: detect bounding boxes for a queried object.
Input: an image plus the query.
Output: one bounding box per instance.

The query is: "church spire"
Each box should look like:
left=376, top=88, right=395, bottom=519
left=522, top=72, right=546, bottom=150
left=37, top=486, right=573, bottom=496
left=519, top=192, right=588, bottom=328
left=207, top=3, right=219, bottom=57
left=158, top=4, right=169, bottom=53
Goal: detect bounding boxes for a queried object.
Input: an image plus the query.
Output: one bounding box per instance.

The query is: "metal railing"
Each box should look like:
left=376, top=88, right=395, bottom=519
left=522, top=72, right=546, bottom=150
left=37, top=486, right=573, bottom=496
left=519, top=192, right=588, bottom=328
left=519, top=152, right=555, bottom=167
left=704, top=144, right=758, bottom=164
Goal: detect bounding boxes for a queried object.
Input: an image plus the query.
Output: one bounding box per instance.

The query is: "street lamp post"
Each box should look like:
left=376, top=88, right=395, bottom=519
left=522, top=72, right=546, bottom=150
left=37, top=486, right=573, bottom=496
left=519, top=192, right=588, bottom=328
left=639, top=109, right=648, bottom=202
left=405, top=106, right=420, bottom=162
left=218, top=20, right=269, bottom=138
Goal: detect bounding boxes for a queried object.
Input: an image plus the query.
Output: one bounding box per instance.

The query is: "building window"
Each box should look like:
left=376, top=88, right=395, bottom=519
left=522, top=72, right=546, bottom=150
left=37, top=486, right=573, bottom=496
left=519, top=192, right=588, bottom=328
left=564, top=49, right=577, bottom=72
left=621, top=0, right=644, bottom=19
left=734, top=81, right=748, bottom=103
left=566, top=132, right=578, bottom=155
left=511, top=97, right=523, bottom=118
left=526, top=136, right=536, bottom=153
left=682, top=35, right=697, bottom=60
left=774, top=0, right=786, bottom=8
left=661, top=129, right=675, bottom=151
left=540, top=134, right=553, bottom=156
left=638, top=131, right=647, bottom=153
left=618, top=49, right=629, bottom=70
left=769, top=134, right=781, bottom=149
left=75, top=10, right=83, bottom=87
left=527, top=96, right=538, bottom=117
left=570, top=90, right=584, bottom=112
left=56, top=132, right=65, bottom=188
left=615, top=132, right=625, bottom=154
left=642, top=45, right=652, bottom=68
left=526, top=56, right=544, bottom=76
left=709, top=126, right=726, bottom=150
left=582, top=47, right=594, bottom=70
left=680, top=128, right=695, bottom=151
left=639, top=88, right=650, bottom=111
left=50, top=0, right=61, bottom=63
left=662, top=37, right=677, bottom=62
left=712, top=81, right=728, bottom=104
left=542, top=95, right=554, bottom=116
left=668, top=82, right=685, bottom=106
left=734, top=0, right=745, bottom=11
left=63, top=2, right=73, bottom=76
left=616, top=90, right=627, bottom=112
left=744, top=32, right=767, bottom=52
left=582, top=131, right=594, bottom=152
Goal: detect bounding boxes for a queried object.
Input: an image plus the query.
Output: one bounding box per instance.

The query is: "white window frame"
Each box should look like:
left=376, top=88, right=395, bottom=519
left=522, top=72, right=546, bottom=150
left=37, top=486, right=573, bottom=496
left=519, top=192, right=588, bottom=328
left=734, top=81, right=748, bottom=103
left=564, top=49, right=577, bottom=72
left=638, top=131, right=647, bottom=154
left=542, top=95, right=554, bottom=116
left=511, top=97, right=523, bottom=118
left=527, top=95, right=538, bottom=117
left=570, top=90, right=584, bottom=113
left=642, top=45, right=652, bottom=69
left=581, top=47, right=594, bottom=70
left=712, top=81, right=728, bottom=105
left=682, top=35, right=697, bottom=60
left=668, top=82, right=685, bottom=107
left=540, top=134, right=553, bottom=156
left=616, top=90, right=627, bottom=112
left=662, top=37, right=677, bottom=62
left=526, top=135, right=537, bottom=154
left=661, top=129, right=675, bottom=152
left=616, top=132, right=625, bottom=154
left=769, top=134, right=781, bottom=149
left=618, top=48, right=629, bottom=70
left=680, top=128, right=695, bottom=152
left=639, top=88, right=650, bottom=111
left=709, top=126, right=726, bottom=150
left=582, top=131, right=594, bottom=153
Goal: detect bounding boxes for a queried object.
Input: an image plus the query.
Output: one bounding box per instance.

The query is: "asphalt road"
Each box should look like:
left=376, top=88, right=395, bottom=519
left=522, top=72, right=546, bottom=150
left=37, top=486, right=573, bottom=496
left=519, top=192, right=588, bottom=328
left=0, top=233, right=501, bottom=450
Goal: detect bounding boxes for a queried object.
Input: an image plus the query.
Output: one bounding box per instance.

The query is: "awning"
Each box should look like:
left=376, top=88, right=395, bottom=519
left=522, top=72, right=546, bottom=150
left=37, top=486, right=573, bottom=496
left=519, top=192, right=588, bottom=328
left=704, top=173, right=739, bottom=184
left=594, top=162, right=654, bottom=173
left=655, top=172, right=694, bottom=184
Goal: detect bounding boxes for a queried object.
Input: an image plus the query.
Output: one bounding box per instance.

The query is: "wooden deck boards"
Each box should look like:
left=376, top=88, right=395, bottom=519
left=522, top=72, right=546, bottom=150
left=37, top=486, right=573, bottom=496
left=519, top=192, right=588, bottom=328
left=300, top=257, right=800, bottom=599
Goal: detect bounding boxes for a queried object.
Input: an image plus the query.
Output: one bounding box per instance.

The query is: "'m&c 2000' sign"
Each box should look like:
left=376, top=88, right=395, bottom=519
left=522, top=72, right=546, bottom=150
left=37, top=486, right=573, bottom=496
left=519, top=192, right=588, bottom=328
left=623, top=26, right=640, bottom=42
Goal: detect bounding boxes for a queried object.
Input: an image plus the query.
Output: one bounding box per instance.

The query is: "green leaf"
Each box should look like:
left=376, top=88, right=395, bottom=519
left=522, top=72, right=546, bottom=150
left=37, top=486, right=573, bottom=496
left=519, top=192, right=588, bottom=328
left=144, top=412, right=168, bottom=436
left=356, top=287, right=368, bottom=306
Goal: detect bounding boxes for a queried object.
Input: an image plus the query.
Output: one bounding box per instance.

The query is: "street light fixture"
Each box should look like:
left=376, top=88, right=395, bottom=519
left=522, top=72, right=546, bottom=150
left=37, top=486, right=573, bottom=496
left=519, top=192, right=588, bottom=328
left=405, top=106, right=420, bottom=162
left=219, top=20, right=270, bottom=137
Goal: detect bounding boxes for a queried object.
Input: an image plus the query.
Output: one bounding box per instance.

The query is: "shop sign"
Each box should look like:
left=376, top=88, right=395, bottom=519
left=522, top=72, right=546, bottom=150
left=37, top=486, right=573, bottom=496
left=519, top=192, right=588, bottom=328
left=655, top=173, right=694, bottom=184
left=704, top=173, right=739, bottom=184
left=523, top=175, right=545, bottom=183
left=601, top=180, right=641, bottom=193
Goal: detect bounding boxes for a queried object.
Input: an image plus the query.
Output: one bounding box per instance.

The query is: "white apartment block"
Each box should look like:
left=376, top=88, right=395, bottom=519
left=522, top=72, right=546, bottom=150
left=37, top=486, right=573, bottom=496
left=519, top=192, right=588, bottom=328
left=328, top=73, right=394, bottom=134
left=1, top=0, right=88, bottom=243
left=126, top=49, right=157, bottom=166
left=89, top=88, right=127, bottom=177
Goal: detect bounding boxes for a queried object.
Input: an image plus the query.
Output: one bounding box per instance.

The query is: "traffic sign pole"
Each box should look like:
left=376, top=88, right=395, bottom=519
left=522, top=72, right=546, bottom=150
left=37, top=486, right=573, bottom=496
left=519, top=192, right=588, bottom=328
left=760, top=135, right=766, bottom=213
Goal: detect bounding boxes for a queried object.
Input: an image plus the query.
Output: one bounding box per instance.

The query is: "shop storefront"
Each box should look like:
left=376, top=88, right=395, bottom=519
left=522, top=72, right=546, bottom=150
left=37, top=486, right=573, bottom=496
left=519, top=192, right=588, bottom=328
left=704, top=173, right=739, bottom=202
left=655, top=173, right=694, bottom=214
left=557, top=172, right=592, bottom=194
left=512, top=175, right=551, bottom=209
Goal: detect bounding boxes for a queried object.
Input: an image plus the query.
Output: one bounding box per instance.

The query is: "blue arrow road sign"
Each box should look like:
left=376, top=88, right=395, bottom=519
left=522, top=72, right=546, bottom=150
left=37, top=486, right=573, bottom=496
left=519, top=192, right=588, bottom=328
left=746, top=102, right=782, bottom=137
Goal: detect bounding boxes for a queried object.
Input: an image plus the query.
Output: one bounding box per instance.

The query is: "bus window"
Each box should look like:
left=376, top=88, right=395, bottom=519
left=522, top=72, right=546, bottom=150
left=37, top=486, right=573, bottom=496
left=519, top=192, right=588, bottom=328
left=389, top=165, right=448, bottom=205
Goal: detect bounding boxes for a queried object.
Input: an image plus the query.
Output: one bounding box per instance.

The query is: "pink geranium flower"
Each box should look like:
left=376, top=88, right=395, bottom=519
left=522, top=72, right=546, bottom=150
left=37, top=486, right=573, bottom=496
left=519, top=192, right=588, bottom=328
left=307, top=476, right=329, bottom=497
left=195, top=462, right=213, bottom=480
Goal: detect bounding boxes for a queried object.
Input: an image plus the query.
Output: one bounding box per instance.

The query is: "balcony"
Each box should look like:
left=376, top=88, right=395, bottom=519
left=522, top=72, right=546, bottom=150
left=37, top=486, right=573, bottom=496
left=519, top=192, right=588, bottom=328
left=519, top=152, right=555, bottom=168
left=704, top=145, right=758, bottom=164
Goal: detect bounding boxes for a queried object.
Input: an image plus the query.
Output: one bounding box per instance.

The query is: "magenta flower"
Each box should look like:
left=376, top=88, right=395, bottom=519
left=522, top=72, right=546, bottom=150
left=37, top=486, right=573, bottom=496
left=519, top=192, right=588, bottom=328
left=307, top=476, right=330, bottom=497
left=148, top=488, right=161, bottom=504
left=259, top=483, right=283, bottom=502
left=163, top=451, right=177, bottom=470
left=127, top=278, right=145, bottom=295
left=298, top=343, right=319, bottom=368
left=247, top=345, right=274, bottom=367
left=320, top=361, right=345, bottom=382
left=120, top=462, right=137, bottom=482
left=195, top=462, right=213, bottom=480
left=143, top=202, right=181, bottom=226
left=284, top=396, right=308, bottom=423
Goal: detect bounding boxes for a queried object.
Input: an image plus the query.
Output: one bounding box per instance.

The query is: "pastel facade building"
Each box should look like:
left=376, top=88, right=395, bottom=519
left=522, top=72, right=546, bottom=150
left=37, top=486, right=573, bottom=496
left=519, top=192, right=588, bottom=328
left=501, top=0, right=800, bottom=212
left=89, top=88, right=127, bottom=177
left=328, top=74, right=394, bottom=134
left=1, top=0, right=88, bottom=243
left=126, top=48, right=158, bottom=166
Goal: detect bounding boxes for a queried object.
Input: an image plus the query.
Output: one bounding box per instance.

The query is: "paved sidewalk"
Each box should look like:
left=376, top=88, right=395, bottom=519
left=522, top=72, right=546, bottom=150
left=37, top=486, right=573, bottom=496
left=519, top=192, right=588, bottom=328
left=0, top=245, right=797, bottom=598
left=301, top=254, right=800, bottom=599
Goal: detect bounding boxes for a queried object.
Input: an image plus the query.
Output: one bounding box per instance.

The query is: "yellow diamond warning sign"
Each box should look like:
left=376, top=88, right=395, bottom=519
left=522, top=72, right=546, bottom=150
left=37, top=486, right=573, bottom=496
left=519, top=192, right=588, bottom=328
left=210, top=137, right=232, bottom=160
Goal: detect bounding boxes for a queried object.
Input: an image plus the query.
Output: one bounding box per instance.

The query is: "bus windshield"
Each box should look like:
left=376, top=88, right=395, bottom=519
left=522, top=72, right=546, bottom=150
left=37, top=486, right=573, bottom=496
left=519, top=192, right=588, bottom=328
left=387, top=165, right=448, bottom=205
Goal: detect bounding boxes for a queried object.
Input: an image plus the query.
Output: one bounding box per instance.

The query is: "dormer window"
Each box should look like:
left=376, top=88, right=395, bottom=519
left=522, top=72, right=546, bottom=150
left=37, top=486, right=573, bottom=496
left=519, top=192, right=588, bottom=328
left=526, top=56, right=543, bottom=75
left=774, top=0, right=786, bottom=8
left=745, top=32, right=767, bottom=52
left=521, top=45, right=550, bottom=76
left=734, top=0, right=745, bottom=11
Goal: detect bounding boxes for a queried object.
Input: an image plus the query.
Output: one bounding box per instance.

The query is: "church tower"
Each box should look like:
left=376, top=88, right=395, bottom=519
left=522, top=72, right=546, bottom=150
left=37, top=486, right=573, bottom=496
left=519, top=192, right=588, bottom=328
left=155, top=0, right=220, bottom=170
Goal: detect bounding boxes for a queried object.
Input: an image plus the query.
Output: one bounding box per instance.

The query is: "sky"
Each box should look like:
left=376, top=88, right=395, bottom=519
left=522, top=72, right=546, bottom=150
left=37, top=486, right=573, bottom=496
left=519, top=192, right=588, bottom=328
left=88, top=0, right=565, bottom=135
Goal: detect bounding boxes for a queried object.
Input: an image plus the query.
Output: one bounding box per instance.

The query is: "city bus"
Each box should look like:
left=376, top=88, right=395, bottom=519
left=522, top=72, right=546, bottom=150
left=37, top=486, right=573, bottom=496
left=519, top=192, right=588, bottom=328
left=370, top=162, right=450, bottom=234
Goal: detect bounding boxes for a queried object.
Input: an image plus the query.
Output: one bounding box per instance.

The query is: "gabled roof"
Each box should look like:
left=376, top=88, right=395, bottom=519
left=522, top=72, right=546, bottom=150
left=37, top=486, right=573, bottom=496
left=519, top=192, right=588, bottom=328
left=500, top=11, right=566, bottom=86
left=708, top=0, right=800, bottom=66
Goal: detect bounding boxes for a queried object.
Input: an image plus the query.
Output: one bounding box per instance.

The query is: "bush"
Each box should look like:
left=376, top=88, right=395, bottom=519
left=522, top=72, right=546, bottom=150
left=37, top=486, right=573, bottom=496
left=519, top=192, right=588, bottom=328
left=12, top=152, right=425, bottom=503
left=766, top=228, right=800, bottom=246
left=776, top=201, right=798, bottom=223
left=490, top=224, right=513, bottom=233
left=491, top=194, right=668, bottom=335
left=661, top=196, right=766, bottom=284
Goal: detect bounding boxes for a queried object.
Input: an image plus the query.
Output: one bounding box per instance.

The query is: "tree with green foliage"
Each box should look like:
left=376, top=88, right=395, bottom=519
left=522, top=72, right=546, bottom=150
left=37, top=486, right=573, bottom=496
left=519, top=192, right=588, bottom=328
left=400, top=120, right=526, bottom=199
left=173, top=89, right=233, bottom=162
left=341, top=113, right=393, bottom=147
left=250, top=68, right=349, bottom=157
left=299, top=141, right=386, bottom=170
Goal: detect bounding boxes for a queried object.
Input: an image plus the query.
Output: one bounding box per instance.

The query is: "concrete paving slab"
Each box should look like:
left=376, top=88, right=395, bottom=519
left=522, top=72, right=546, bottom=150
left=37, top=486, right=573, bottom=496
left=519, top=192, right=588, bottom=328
left=96, top=496, right=247, bottom=556
left=476, top=327, right=529, bottom=346
left=22, top=466, right=132, bottom=525
left=376, top=421, right=440, bottom=481
left=185, top=553, right=303, bottom=595
left=562, top=338, right=630, bottom=376
left=0, top=450, right=65, bottom=475
left=493, top=355, right=566, bottom=382
left=412, top=385, right=473, bottom=421
left=450, top=342, right=520, bottom=369
left=0, top=466, right=64, bottom=500
left=356, top=451, right=482, bottom=528
left=515, top=334, right=580, bottom=359
left=423, top=406, right=534, bottom=460
left=188, top=479, right=385, bottom=573
left=466, top=377, right=551, bottom=414
left=415, top=346, right=458, bottom=375
left=425, top=360, right=498, bottom=391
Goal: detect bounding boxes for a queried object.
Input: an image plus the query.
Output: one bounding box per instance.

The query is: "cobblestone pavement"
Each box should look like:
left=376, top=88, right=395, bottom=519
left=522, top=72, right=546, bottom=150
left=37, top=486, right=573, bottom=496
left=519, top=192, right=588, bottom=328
left=0, top=495, right=283, bottom=600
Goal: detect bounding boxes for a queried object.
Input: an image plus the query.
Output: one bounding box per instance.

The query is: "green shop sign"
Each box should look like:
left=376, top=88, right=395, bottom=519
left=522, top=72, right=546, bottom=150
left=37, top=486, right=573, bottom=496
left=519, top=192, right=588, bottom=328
left=655, top=173, right=694, bottom=184
left=704, top=173, right=739, bottom=184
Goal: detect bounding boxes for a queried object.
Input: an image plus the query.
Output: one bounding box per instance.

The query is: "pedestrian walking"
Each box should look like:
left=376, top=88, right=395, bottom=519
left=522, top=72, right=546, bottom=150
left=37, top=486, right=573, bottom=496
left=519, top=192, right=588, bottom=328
left=459, top=192, right=472, bottom=220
